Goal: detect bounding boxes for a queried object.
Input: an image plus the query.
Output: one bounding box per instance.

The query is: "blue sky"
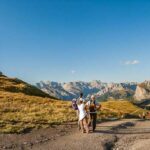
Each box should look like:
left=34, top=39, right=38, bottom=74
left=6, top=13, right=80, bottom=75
left=0, top=0, right=150, bottom=83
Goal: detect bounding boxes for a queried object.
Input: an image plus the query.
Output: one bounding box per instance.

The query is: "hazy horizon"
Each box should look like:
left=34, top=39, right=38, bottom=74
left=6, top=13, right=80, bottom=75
left=1, top=0, right=150, bottom=84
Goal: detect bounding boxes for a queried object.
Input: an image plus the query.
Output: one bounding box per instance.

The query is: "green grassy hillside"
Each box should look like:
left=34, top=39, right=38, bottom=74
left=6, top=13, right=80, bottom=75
left=0, top=91, right=76, bottom=133
left=100, top=100, right=147, bottom=119
left=0, top=75, right=55, bottom=99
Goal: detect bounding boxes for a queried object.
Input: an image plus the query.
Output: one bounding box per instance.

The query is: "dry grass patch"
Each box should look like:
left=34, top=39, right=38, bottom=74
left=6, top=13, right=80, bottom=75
left=100, top=99, right=147, bottom=119
left=0, top=91, right=146, bottom=133
left=0, top=76, right=55, bottom=98
left=0, top=91, right=76, bottom=133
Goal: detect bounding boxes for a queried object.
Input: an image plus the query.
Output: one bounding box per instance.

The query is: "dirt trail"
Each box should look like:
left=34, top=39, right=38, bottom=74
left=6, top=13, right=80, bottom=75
left=1, top=119, right=150, bottom=150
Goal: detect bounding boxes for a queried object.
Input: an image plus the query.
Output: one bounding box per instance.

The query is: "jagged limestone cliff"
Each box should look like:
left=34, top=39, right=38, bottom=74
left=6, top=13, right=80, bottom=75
left=134, top=81, right=150, bottom=103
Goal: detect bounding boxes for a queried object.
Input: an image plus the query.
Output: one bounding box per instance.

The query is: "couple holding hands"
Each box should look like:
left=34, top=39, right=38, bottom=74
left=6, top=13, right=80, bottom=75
left=73, top=93, right=101, bottom=134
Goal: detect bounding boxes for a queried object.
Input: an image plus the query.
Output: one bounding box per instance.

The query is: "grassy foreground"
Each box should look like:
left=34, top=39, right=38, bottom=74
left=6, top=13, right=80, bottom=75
left=0, top=91, right=76, bottom=133
left=0, top=91, right=146, bottom=133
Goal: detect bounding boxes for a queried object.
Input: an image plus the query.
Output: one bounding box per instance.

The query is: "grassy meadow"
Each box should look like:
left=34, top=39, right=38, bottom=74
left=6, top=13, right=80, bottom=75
left=0, top=91, right=77, bottom=133
left=0, top=75, right=147, bottom=133
left=100, top=100, right=147, bottom=119
left=0, top=91, right=147, bottom=133
left=0, top=75, right=55, bottom=99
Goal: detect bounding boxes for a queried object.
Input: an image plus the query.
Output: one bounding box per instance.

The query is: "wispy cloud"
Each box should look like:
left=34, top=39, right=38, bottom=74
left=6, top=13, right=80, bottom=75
left=71, top=70, right=76, bottom=74
left=124, top=60, right=140, bottom=65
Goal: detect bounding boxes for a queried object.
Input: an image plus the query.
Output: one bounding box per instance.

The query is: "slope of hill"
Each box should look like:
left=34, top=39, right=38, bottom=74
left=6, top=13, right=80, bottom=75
left=0, top=90, right=145, bottom=134
left=0, top=74, right=146, bottom=133
left=0, top=90, right=76, bottom=133
left=101, top=100, right=146, bottom=119
left=0, top=75, right=55, bottom=99
left=0, top=74, right=76, bottom=133
left=36, top=80, right=137, bottom=100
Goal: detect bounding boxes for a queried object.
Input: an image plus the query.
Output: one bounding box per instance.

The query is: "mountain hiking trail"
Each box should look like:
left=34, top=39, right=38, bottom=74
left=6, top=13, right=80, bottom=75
left=1, top=119, right=150, bottom=150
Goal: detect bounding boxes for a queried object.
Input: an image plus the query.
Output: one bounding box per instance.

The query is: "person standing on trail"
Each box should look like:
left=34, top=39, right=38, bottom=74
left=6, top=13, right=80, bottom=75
left=72, top=93, right=86, bottom=130
left=86, top=95, right=101, bottom=132
left=77, top=93, right=86, bottom=129
left=77, top=98, right=89, bottom=133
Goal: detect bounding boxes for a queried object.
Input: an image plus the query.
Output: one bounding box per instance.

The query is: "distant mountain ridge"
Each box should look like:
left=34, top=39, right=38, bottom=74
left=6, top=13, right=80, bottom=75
left=36, top=80, right=137, bottom=100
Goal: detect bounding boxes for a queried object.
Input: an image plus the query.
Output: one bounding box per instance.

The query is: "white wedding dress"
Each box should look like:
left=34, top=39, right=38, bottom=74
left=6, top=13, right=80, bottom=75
left=77, top=104, right=87, bottom=121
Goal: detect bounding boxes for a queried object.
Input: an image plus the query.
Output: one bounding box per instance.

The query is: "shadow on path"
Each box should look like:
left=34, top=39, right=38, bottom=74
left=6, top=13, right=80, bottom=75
left=95, top=121, right=150, bottom=135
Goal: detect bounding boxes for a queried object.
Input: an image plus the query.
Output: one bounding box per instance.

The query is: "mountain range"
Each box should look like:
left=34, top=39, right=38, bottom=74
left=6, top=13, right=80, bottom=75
left=36, top=80, right=137, bottom=101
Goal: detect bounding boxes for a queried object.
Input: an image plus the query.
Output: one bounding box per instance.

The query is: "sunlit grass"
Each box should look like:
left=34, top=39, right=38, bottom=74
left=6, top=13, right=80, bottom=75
left=100, top=99, right=147, bottom=119
left=0, top=91, right=77, bottom=133
left=0, top=76, right=55, bottom=98
left=0, top=91, right=146, bottom=133
left=0, top=75, right=147, bottom=133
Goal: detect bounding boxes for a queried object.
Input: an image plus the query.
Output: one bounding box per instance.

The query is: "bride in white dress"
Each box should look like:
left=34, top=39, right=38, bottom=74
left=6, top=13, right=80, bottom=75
left=77, top=98, right=89, bottom=133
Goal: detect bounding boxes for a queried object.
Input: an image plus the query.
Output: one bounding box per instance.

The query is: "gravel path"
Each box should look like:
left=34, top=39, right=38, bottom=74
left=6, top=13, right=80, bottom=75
left=1, top=119, right=150, bottom=150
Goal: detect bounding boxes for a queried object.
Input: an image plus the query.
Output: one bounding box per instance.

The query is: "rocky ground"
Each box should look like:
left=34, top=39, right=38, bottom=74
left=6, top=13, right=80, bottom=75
left=1, top=119, right=150, bottom=150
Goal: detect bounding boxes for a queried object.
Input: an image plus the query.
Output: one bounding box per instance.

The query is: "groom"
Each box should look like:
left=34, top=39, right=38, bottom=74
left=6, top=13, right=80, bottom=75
left=86, top=95, right=101, bottom=132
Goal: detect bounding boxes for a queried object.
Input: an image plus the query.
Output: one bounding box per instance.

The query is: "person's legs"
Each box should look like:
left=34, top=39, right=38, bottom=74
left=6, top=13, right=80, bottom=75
left=76, top=110, right=81, bottom=130
left=88, top=114, right=92, bottom=127
left=83, top=117, right=89, bottom=133
left=93, top=113, right=97, bottom=131
left=80, top=120, right=84, bottom=133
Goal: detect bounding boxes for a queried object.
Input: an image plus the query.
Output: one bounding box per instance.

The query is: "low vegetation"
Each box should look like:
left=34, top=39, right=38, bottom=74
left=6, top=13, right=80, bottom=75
left=0, top=75, right=147, bottom=133
left=0, top=76, right=55, bottom=99
left=0, top=91, right=76, bottom=133
left=100, top=100, right=147, bottom=119
left=0, top=91, right=146, bottom=133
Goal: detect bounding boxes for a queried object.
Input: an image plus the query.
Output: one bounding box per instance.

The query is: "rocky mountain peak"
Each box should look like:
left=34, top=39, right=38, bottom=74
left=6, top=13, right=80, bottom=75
left=134, top=80, right=150, bottom=103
